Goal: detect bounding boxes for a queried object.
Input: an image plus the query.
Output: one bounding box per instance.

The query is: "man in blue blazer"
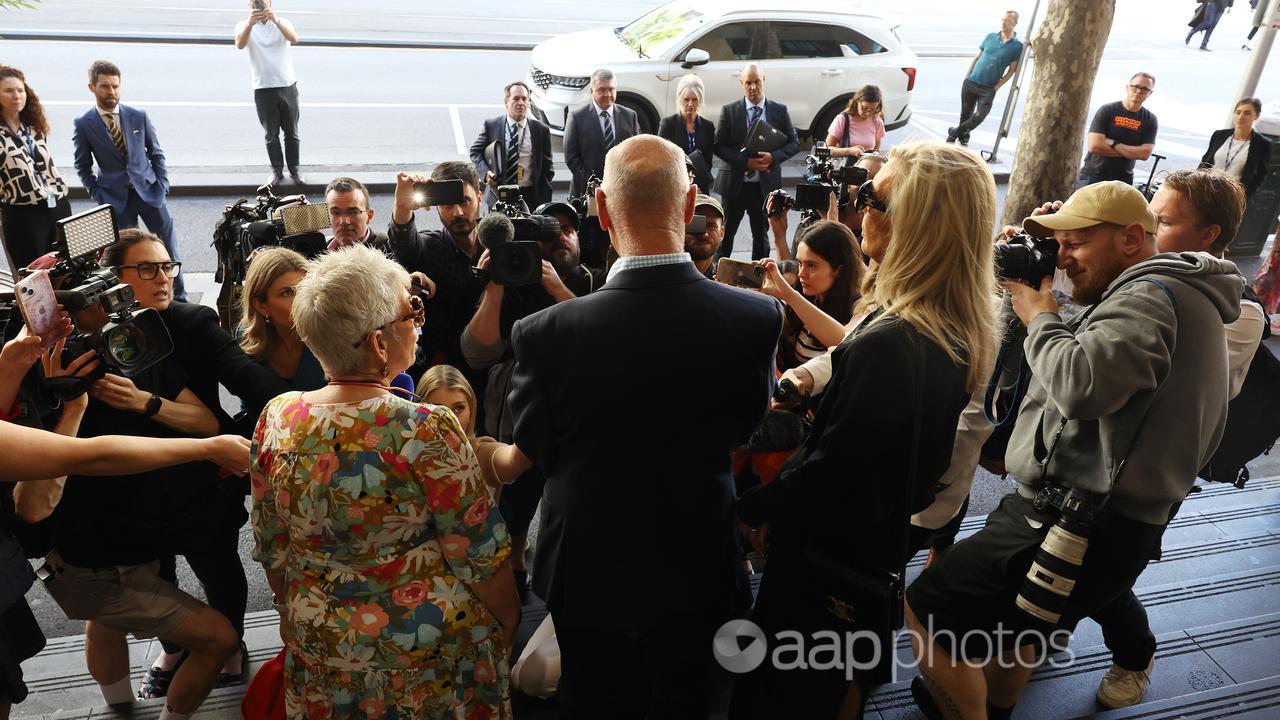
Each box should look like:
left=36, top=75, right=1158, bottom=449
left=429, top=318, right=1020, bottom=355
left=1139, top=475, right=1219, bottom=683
left=72, top=60, right=186, bottom=300
left=470, top=81, right=555, bottom=209
left=713, top=63, right=800, bottom=261
left=505, top=135, right=782, bottom=718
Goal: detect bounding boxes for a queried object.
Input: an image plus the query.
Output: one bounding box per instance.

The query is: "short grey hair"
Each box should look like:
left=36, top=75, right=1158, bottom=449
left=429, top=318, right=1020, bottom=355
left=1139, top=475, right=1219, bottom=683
left=1005, top=10, right=1019, bottom=21
left=676, top=74, right=705, bottom=104
left=591, top=68, right=615, bottom=87
left=291, top=244, right=410, bottom=377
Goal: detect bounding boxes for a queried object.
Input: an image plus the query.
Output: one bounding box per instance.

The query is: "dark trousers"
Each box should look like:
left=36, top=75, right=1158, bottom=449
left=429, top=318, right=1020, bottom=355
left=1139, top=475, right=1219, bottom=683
left=119, top=188, right=186, bottom=300
left=556, top=613, right=724, bottom=720
left=954, top=79, right=998, bottom=142
left=254, top=83, right=301, bottom=172
left=722, top=181, right=768, bottom=260
left=156, top=492, right=249, bottom=655
left=1077, top=170, right=1133, bottom=190
left=1093, top=589, right=1157, bottom=670
left=0, top=197, right=72, bottom=275
left=1188, top=4, right=1224, bottom=48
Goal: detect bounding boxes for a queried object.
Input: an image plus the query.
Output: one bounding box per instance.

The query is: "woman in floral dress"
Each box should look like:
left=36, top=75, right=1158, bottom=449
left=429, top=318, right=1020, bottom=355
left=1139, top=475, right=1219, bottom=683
left=251, top=245, right=519, bottom=719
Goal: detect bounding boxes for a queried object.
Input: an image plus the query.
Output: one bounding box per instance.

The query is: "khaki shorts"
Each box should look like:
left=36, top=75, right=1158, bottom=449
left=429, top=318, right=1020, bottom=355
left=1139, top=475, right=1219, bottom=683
left=40, top=552, right=199, bottom=640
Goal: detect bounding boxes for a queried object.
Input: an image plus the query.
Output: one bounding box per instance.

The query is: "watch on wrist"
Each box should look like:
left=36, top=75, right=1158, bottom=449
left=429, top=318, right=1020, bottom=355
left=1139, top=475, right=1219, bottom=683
left=143, top=394, right=163, bottom=417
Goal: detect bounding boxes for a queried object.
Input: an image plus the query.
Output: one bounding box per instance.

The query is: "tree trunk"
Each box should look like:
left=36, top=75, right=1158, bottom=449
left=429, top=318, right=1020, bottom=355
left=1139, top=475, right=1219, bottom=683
left=1002, top=0, right=1116, bottom=228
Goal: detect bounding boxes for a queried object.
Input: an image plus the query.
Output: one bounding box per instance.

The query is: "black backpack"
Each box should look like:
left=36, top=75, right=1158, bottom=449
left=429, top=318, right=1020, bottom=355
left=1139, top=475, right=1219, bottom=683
left=1198, top=289, right=1280, bottom=488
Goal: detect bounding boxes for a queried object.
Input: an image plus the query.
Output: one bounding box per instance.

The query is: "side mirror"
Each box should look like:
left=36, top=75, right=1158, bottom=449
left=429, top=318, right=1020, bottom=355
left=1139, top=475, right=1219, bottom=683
left=681, top=48, right=710, bottom=69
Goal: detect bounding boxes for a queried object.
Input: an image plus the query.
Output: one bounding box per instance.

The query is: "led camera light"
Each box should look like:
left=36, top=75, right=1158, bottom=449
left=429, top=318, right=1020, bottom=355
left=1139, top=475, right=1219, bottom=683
left=57, top=205, right=119, bottom=261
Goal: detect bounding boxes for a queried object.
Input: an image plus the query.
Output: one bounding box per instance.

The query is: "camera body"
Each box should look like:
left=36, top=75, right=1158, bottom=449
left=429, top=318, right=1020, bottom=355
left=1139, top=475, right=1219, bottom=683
left=995, top=232, right=1060, bottom=287
left=800, top=143, right=869, bottom=212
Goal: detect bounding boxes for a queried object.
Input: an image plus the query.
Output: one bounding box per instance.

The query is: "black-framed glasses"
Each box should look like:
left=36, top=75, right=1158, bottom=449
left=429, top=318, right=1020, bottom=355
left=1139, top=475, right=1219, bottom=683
left=1127, top=84, right=1153, bottom=94
left=352, top=295, right=425, bottom=348
left=854, top=180, right=887, bottom=214
left=116, top=261, right=181, bottom=280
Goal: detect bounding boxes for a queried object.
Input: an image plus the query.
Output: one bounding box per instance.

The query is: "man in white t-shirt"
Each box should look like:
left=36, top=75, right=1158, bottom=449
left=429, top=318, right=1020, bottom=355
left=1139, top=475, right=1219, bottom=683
left=234, top=0, right=303, bottom=187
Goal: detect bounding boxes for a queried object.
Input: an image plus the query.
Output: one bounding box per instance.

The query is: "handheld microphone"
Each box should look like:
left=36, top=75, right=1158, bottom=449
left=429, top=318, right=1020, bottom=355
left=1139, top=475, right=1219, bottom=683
left=389, top=372, right=416, bottom=400
left=476, top=212, right=515, bottom=251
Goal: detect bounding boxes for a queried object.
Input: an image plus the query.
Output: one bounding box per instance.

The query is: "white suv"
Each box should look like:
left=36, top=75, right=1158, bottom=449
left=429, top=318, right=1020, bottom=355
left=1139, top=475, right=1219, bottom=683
left=526, top=1, right=917, bottom=139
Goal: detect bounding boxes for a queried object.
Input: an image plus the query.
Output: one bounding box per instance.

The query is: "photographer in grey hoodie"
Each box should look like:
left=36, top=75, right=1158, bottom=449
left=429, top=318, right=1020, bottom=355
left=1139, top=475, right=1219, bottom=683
left=905, top=181, right=1243, bottom=720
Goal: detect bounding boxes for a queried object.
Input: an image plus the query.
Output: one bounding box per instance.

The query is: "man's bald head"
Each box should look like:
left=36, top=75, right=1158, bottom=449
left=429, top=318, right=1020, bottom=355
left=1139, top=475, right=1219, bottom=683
left=598, top=135, right=696, bottom=255
left=741, top=63, right=764, bottom=105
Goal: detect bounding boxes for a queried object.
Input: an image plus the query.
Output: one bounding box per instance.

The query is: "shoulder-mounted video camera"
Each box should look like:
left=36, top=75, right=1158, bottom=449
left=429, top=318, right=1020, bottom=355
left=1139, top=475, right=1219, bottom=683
left=474, top=185, right=561, bottom=287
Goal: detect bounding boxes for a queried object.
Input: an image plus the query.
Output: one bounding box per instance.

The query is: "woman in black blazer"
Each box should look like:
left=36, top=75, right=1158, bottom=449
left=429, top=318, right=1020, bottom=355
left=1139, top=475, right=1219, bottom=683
left=1201, top=96, right=1272, bottom=198
left=657, top=74, right=716, bottom=194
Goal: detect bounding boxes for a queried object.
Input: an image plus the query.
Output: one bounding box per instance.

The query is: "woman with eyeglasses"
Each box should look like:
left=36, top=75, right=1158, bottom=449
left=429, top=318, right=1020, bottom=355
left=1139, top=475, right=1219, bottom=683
left=733, top=141, right=1000, bottom=719
left=251, top=244, right=518, bottom=718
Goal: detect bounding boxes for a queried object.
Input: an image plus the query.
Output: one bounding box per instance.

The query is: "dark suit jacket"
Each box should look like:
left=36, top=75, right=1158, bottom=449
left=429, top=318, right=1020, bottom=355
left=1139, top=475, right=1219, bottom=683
left=1201, top=128, right=1272, bottom=198
left=470, top=115, right=555, bottom=208
left=563, top=103, right=640, bottom=197
left=509, top=261, right=782, bottom=628
left=713, top=99, right=800, bottom=199
left=658, top=113, right=717, bottom=194
left=72, top=105, right=169, bottom=211
left=159, top=301, right=291, bottom=436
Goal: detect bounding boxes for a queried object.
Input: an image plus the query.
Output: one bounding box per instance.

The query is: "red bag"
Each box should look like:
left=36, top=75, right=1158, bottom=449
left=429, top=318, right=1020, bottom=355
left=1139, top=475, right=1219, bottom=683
left=241, top=648, right=287, bottom=720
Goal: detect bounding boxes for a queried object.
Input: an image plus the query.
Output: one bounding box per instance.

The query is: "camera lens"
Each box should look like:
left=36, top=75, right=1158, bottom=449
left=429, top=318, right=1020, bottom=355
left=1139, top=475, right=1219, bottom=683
left=105, top=323, right=148, bottom=366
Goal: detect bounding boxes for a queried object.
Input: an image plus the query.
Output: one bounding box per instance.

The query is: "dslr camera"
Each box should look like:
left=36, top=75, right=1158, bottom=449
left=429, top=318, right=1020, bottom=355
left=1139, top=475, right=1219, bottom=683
left=800, top=142, right=869, bottom=211
left=995, top=231, right=1059, bottom=287
left=476, top=186, right=561, bottom=286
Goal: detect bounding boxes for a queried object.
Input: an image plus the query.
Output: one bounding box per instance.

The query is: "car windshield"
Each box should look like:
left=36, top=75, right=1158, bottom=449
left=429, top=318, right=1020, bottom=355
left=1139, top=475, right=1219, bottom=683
left=617, top=1, right=705, bottom=59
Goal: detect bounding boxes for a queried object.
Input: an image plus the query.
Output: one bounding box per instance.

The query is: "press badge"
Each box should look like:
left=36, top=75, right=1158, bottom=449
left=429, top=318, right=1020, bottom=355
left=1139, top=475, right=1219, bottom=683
left=46, top=194, right=57, bottom=208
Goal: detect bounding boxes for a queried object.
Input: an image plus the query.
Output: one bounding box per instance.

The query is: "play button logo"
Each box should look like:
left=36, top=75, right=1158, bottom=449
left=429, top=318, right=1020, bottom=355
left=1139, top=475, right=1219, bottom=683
left=712, top=619, right=767, bottom=674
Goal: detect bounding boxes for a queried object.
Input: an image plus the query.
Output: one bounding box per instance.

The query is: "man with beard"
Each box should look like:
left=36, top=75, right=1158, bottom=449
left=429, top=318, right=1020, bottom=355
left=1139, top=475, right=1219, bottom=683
left=906, top=180, right=1242, bottom=720
left=388, top=162, right=485, bottom=381
left=686, top=193, right=724, bottom=279
left=460, top=199, right=604, bottom=596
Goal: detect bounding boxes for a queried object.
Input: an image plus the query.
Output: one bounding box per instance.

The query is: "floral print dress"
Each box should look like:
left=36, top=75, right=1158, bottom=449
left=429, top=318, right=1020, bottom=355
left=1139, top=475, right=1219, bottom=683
left=251, top=392, right=513, bottom=719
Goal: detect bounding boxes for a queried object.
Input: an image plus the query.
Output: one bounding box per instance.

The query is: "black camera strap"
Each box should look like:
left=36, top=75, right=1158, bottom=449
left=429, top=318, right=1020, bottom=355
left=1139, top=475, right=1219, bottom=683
left=1033, top=277, right=1180, bottom=501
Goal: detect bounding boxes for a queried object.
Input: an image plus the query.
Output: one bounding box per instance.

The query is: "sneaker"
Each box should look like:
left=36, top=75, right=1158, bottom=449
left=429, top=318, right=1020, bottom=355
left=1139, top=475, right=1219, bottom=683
left=1096, top=658, right=1153, bottom=709
left=1200, top=46, right=1212, bottom=52
left=946, top=126, right=958, bottom=143
left=1244, top=43, right=1253, bottom=51
left=266, top=169, right=283, bottom=188
left=288, top=168, right=308, bottom=186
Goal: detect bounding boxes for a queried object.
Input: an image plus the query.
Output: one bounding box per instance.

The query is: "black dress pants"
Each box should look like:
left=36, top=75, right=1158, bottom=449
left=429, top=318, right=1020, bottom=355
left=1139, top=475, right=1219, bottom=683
left=1, top=197, right=72, bottom=274
left=721, top=182, right=769, bottom=260
left=555, top=612, right=726, bottom=720
left=954, top=79, right=998, bottom=142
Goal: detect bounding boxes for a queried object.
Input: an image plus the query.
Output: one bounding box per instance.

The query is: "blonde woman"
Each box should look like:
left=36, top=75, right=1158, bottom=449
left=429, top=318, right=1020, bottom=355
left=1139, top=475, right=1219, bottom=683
left=418, top=364, right=508, bottom=497
left=824, top=84, right=886, bottom=159
left=238, top=247, right=323, bottom=391
left=657, top=73, right=716, bottom=192
left=734, top=140, right=999, bottom=718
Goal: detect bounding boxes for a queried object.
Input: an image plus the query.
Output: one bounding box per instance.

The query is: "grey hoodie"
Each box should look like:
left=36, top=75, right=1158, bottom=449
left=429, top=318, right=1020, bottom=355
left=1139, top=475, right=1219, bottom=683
left=1005, top=252, right=1244, bottom=526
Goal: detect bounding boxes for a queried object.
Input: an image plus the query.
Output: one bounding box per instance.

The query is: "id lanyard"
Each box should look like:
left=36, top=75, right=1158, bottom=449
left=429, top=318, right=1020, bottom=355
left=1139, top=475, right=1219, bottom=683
left=1224, top=138, right=1248, bottom=170
left=14, top=123, right=55, bottom=208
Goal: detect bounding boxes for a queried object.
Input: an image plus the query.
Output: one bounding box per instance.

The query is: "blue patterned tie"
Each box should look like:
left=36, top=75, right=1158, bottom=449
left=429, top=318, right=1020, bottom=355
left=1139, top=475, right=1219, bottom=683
left=601, top=111, right=615, bottom=149
left=504, top=123, right=521, bottom=185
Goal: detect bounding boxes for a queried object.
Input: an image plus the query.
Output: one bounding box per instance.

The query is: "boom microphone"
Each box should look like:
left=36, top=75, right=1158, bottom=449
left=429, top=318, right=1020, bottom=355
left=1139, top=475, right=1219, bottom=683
left=476, top=212, right=515, bottom=251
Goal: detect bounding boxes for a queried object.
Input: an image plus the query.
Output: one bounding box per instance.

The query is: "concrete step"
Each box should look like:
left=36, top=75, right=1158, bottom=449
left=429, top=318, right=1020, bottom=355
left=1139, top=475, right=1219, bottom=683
left=869, top=614, right=1280, bottom=719
left=1089, top=674, right=1280, bottom=719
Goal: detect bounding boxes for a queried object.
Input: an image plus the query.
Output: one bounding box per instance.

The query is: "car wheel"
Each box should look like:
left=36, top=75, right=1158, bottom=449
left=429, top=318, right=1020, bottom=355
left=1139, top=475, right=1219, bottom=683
left=617, top=95, right=658, bottom=135
left=810, top=98, right=851, bottom=144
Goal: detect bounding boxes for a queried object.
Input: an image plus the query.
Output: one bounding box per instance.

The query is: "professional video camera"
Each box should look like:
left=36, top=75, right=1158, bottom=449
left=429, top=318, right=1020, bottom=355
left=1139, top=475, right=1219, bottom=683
left=475, top=185, right=560, bottom=286
left=568, top=175, right=603, bottom=226
left=211, top=183, right=331, bottom=330
left=29, top=206, right=172, bottom=396
left=995, top=231, right=1059, bottom=287
left=800, top=142, right=869, bottom=210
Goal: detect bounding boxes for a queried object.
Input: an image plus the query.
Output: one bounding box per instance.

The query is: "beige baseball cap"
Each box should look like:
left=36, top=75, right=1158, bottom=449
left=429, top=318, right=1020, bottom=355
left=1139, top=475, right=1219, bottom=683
left=694, top=193, right=724, bottom=218
left=1023, top=181, right=1156, bottom=237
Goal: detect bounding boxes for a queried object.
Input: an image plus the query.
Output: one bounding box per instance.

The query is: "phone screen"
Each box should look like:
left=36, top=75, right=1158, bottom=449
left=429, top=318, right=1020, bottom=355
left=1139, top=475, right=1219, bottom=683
left=414, top=179, right=466, bottom=207
left=15, top=270, right=60, bottom=348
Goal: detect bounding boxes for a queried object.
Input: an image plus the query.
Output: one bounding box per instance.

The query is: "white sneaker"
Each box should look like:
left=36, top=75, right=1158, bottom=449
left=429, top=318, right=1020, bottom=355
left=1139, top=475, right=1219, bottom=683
left=1096, top=659, right=1154, bottom=709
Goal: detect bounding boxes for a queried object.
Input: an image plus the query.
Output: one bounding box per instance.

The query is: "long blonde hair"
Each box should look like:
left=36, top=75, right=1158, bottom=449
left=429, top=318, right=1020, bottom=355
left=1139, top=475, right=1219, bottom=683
left=238, top=247, right=309, bottom=361
left=418, top=365, right=478, bottom=437
left=858, top=140, right=999, bottom=391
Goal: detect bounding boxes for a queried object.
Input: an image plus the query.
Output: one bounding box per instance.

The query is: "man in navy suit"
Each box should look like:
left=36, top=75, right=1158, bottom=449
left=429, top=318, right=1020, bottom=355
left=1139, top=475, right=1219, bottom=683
left=72, top=60, right=186, bottom=300
left=563, top=68, right=640, bottom=267
left=713, top=63, right=800, bottom=261
left=470, top=81, right=554, bottom=210
left=503, top=135, right=782, bottom=718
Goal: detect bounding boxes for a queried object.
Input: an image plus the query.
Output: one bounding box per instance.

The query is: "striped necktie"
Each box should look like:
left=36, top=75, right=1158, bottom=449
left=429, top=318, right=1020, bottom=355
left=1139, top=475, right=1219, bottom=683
left=601, top=110, right=615, bottom=149
left=748, top=105, right=763, bottom=130
left=504, top=122, right=521, bottom=185
left=106, top=113, right=128, bottom=160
